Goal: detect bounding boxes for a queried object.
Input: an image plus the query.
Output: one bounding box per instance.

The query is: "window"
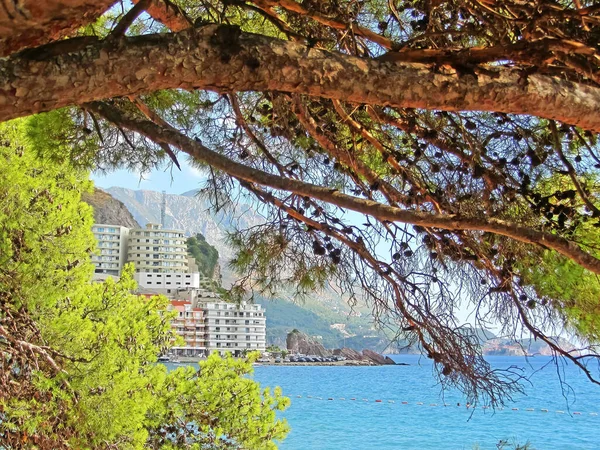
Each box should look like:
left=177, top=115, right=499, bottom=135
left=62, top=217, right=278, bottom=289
left=166, top=282, right=171, bottom=285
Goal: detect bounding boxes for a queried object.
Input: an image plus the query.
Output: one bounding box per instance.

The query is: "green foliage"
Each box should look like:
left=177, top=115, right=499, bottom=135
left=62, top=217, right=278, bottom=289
left=26, top=108, right=101, bottom=170
left=0, top=119, right=288, bottom=449
left=519, top=241, right=600, bottom=341
left=146, top=352, right=290, bottom=449
left=226, top=227, right=337, bottom=302
left=187, top=232, right=220, bottom=278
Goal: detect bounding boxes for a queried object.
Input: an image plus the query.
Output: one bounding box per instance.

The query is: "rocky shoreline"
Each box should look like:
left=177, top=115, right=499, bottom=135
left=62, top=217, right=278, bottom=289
left=256, top=360, right=409, bottom=367
left=285, top=330, right=401, bottom=366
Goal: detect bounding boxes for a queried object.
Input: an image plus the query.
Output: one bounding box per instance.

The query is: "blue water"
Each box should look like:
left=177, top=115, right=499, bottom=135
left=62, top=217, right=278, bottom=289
left=249, top=355, right=600, bottom=450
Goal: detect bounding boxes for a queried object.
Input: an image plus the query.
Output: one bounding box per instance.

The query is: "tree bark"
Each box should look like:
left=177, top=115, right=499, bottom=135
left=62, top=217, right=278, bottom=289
left=0, top=0, right=116, bottom=56
left=132, top=0, right=191, bottom=31
left=2, top=26, right=600, bottom=131
left=87, top=101, right=600, bottom=276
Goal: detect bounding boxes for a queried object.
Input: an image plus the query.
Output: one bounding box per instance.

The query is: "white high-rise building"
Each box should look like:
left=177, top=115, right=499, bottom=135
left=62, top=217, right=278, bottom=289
left=127, top=223, right=189, bottom=273
left=203, top=300, right=266, bottom=355
left=91, top=224, right=129, bottom=281
left=125, top=223, right=201, bottom=293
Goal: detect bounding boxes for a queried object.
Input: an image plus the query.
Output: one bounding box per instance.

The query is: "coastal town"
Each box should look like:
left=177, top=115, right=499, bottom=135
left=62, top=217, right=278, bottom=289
left=91, top=221, right=401, bottom=365
left=91, top=222, right=267, bottom=358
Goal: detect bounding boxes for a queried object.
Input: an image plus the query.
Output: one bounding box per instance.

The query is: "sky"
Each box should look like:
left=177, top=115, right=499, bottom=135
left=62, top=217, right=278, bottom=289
left=91, top=160, right=207, bottom=194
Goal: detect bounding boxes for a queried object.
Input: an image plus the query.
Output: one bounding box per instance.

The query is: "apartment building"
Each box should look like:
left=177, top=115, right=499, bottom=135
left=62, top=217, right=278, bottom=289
left=168, top=292, right=267, bottom=357
left=203, top=301, right=266, bottom=355
left=91, top=222, right=267, bottom=356
left=90, top=222, right=201, bottom=295
left=91, top=224, right=129, bottom=281
left=170, top=300, right=207, bottom=357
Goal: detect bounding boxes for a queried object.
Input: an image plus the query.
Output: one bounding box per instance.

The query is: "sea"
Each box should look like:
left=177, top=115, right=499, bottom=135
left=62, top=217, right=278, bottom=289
left=253, top=355, right=600, bottom=450
left=171, top=355, right=600, bottom=449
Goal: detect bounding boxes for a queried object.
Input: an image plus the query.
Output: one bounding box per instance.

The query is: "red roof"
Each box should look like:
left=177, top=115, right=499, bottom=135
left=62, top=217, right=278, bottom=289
left=170, top=300, right=190, bottom=306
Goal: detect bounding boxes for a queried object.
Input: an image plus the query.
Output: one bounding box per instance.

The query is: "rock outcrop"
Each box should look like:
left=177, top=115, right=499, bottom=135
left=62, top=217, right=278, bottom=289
left=286, top=330, right=331, bottom=357
left=363, top=349, right=396, bottom=365
left=286, top=331, right=403, bottom=365
left=333, top=347, right=366, bottom=361
left=82, top=188, right=140, bottom=228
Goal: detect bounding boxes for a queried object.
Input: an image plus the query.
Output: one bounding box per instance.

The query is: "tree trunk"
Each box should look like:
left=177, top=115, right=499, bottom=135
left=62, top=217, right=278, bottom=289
left=2, top=26, right=600, bottom=131
left=0, top=0, right=116, bottom=56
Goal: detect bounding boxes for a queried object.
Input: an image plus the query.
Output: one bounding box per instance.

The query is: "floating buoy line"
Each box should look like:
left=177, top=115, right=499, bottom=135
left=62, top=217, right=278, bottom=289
left=293, top=395, right=598, bottom=416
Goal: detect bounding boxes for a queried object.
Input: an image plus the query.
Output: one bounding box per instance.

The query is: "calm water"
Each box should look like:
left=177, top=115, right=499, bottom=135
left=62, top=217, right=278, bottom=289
left=248, top=355, right=600, bottom=450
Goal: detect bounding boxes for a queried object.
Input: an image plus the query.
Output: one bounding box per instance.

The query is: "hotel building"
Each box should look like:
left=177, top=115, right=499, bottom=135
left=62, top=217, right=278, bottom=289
left=127, top=223, right=189, bottom=273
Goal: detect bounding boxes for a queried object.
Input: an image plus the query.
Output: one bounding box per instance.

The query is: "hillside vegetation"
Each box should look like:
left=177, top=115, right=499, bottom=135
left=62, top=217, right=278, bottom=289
left=187, top=233, right=219, bottom=279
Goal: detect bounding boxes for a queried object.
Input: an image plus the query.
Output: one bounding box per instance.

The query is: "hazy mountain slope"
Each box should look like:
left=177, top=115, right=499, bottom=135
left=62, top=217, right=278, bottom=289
left=256, top=297, right=344, bottom=349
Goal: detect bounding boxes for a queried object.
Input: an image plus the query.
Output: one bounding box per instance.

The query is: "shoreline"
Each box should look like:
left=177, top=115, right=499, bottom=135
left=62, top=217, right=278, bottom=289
left=254, top=361, right=408, bottom=367
left=166, top=357, right=408, bottom=366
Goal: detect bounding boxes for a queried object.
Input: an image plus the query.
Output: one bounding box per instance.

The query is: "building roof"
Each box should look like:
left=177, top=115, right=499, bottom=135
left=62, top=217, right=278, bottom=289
left=171, top=300, right=189, bottom=306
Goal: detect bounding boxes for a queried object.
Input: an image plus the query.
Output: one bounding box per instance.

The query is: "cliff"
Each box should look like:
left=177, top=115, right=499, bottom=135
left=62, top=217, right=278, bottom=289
left=82, top=188, right=140, bottom=228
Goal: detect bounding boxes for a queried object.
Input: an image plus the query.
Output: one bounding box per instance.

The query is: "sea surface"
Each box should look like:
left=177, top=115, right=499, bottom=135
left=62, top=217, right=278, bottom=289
left=247, top=355, right=600, bottom=450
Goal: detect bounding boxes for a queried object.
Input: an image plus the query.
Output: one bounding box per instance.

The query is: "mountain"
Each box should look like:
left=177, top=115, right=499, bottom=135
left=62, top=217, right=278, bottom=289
left=483, top=336, right=576, bottom=356
left=256, top=297, right=345, bottom=349
left=82, top=188, right=140, bottom=228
